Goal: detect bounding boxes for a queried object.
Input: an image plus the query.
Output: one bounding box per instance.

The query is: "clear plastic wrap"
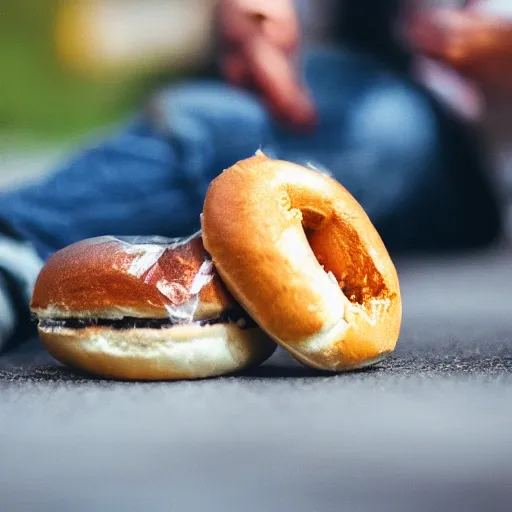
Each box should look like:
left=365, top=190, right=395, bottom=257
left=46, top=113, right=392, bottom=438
left=31, top=230, right=232, bottom=330
left=109, top=231, right=217, bottom=325
left=31, top=230, right=271, bottom=381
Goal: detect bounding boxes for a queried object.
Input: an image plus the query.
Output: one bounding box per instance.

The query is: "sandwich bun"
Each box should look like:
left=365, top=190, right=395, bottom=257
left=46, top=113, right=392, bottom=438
left=31, top=233, right=275, bottom=380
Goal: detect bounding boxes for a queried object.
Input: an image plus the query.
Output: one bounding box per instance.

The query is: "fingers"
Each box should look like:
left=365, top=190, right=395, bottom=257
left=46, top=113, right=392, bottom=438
left=407, top=8, right=509, bottom=67
left=408, top=7, right=512, bottom=93
left=250, top=1, right=300, bottom=54
left=217, top=0, right=316, bottom=130
left=220, top=50, right=249, bottom=88
left=407, top=9, right=469, bottom=62
left=220, top=0, right=299, bottom=53
left=244, top=35, right=316, bottom=129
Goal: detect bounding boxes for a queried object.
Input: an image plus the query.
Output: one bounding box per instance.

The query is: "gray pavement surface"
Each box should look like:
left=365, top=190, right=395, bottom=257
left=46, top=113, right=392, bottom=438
left=1, top=248, right=512, bottom=512
left=1, top=148, right=512, bottom=511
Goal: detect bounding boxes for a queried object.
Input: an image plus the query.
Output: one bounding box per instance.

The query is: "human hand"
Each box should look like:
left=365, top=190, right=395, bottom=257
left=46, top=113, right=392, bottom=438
left=407, top=7, right=512, bottom=95
left=217, top=0, right=316, bottom=130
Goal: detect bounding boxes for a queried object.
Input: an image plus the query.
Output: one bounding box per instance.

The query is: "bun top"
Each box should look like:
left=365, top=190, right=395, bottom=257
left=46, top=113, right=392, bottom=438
left=31, top=233, right=233, bottom=321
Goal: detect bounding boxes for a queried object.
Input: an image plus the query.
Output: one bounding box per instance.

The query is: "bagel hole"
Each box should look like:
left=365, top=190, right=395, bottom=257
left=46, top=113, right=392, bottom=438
left=318, top=254, right=386, bottom=306
left=301, top=209, right=326, bottom=231
left=305, top=219, right=388, bottom=307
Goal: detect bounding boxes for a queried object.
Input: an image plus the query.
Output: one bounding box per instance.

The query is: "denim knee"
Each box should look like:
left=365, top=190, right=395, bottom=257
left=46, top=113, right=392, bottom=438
left=149, top=81, right=272, bottom=195
left=299, top=48, right=499, bottom=250
left=343, top=79, right=442, bottom=218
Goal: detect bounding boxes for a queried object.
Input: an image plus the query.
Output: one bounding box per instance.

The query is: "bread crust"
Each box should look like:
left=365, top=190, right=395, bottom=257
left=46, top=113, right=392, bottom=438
left=38, top=323, right=275, bottom=381
left=202, top=152, right=402, bottom=371
left=31, top=234, right=231, bottom=321
left=31, top=233, right=276, bottom=380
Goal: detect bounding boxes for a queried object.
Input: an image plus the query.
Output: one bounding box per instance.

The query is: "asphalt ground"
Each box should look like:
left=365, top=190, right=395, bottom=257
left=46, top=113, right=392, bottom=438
left=1, top=248, right=511, bottom=512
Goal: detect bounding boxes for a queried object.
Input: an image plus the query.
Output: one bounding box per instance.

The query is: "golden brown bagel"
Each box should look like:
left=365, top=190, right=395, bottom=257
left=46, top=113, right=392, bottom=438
left=31, top=233, right=275, bottom=380
left=201, top=152, right=402, bottom=371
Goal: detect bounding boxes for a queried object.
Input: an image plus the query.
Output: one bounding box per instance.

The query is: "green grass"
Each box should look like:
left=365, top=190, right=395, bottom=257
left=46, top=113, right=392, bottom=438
left=0, top=1, right=179, bottom=148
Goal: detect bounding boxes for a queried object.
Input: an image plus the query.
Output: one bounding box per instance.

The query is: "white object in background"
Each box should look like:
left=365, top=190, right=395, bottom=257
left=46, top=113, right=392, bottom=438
left=55, top=0, right=216, bottom=76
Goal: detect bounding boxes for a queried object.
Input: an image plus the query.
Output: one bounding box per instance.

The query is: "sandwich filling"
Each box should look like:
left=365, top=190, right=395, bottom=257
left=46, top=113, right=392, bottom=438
left=36, top=306, right=257, bottom=331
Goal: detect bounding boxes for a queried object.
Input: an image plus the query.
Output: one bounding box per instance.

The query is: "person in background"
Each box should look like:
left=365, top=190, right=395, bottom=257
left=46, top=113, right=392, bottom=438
left=0, top=0, right=509, bottom=352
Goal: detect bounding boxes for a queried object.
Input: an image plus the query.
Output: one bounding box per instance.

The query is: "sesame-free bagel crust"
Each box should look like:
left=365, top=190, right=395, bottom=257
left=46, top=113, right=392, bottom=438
left=202, top=153, right=402, bottom=371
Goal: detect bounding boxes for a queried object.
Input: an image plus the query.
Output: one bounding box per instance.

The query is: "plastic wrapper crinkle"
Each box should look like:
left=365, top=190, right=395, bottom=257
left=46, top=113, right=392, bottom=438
left=109, top=231, right=216, bottom=324
left=31, top=231, right=226, bottom=328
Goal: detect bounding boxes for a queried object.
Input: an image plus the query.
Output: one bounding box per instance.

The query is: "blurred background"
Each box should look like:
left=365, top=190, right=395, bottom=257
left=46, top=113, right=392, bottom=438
left=1, top=0, right=511, bottom=235
left=1, top=1, right=212, bottom=143
left=0, top=0, right=336, bottom=188
left=1, top=5, right=512, bottom=509
left=0, top=0, right=215, bottom=187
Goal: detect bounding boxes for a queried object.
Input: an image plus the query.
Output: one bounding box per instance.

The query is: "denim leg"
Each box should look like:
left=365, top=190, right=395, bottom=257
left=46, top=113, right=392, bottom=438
left=0, top=122, right=182, bottom=259
left=0, top=85, right=273, bottom=261
left=0, top=50, right=499, bottom=263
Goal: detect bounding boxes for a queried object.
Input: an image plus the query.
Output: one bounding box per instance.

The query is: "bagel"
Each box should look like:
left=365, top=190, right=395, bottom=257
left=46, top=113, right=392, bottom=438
left=201, top=152, right=402, bottom=371
left=30, top=233, right=275, bottom=380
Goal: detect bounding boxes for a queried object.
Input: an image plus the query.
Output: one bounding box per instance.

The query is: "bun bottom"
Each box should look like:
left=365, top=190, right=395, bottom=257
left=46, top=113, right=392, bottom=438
left=282, top=338, right=392, bottom=372
left=275, top=317, right=393, bottom=372
left=38, top=323, right=276, bottom=380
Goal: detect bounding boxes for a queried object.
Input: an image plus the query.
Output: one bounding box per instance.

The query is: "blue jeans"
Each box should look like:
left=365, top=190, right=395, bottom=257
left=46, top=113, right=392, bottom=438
left=0, top=50, right=501, bottom=262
